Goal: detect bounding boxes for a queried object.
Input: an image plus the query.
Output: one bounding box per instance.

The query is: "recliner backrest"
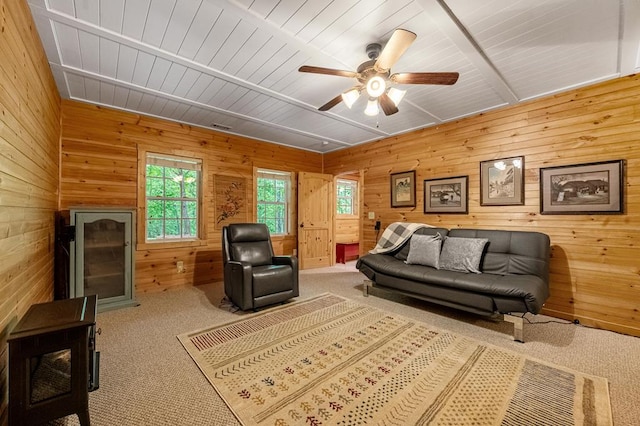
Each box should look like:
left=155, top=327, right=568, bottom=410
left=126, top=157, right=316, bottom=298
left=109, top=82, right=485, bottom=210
left=224, top=223, right=274, bottom=266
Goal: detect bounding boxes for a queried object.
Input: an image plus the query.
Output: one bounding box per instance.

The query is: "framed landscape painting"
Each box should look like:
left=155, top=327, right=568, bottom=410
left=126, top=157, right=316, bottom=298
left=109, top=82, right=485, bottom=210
left=480, top=156, right=524, bottom=206
left=390, top=170, right=416, bottom=207
left=424, top=176, right=468, bottom=214
left=539, top=160, right=624, bottom=214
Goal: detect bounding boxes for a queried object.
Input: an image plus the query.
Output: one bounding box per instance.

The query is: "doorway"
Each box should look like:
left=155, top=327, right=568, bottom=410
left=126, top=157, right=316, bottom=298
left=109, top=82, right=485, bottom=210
left=296, top=170, right=364, bottom=269
left=334, top=170, right=364, bottom=264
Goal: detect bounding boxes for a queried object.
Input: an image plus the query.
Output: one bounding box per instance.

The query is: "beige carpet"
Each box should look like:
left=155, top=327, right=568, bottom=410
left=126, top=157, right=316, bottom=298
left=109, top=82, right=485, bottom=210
left=48, top=262, right=640, bottom=425
left=179, top=293, right=612, bottom=425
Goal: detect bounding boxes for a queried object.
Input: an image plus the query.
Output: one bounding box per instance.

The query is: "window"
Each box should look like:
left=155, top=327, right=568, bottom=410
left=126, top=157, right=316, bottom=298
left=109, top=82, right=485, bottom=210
left=337, top=179, right=358, bottom=216
left=145, top=153, right=201, bottom=242
left=256, top=169, right=292, bottom=235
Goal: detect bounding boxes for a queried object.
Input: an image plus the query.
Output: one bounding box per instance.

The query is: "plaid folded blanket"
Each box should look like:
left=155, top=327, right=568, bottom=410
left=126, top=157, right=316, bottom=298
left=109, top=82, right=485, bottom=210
left=369, top=222, right=434, bottom=254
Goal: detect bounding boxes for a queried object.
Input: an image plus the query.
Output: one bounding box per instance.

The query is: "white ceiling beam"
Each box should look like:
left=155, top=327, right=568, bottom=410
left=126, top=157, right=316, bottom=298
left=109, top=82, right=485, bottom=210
left=212, top=0, right=353, bottom=69
left=54, top=62, right=355, bottom=147
left=415, top=0, right=519, bottom=104
left=29, top=3, right=390, bottom=138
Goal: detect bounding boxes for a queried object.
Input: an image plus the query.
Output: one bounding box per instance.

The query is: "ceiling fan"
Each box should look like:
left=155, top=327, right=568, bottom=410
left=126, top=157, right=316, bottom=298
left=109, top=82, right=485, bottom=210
left=299, top=29, right=459, bottom=116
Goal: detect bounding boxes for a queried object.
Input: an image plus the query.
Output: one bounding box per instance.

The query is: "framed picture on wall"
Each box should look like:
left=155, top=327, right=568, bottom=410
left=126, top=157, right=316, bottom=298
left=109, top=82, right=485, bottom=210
left=480, top=156, right=525, bottom=206
left=423, top=176, right=468, bottom=214
left=390, top=170, right=416, bottom=207
left=540, top=159, right=624, bottom=214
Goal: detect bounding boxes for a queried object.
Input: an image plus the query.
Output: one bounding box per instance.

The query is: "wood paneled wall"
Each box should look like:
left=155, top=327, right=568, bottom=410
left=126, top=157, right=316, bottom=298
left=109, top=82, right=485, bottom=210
left=324, top=74, right=640, bottom=337
left=0, top=0, right=61, bottom=422
left=335, top=174, right=360, bottom=244
left=335, top=218, right=359, bottom=243
left=60, top=100, right=322, bottom=294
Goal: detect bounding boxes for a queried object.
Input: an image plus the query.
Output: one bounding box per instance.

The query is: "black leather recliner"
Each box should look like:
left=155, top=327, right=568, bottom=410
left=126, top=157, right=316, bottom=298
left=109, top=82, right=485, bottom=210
left=222, top=223, right=299, bottom=310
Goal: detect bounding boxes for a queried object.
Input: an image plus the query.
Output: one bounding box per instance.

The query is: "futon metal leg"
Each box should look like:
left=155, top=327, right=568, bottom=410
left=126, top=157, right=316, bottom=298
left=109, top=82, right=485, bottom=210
left=503, top=314, right=524, bottom=343
left=363, top=279, right=372, bottom=297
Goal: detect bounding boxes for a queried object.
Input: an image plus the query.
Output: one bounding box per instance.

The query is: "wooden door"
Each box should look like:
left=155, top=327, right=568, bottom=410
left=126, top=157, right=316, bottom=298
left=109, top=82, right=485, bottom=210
left=298, top=172, right=334, bottom=269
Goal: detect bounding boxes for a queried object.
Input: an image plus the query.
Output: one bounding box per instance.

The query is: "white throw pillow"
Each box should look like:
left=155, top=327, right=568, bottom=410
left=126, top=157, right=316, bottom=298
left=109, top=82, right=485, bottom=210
left=438, top=236, right=488, bottom=274
left=405, top=233, right=443, bottom=268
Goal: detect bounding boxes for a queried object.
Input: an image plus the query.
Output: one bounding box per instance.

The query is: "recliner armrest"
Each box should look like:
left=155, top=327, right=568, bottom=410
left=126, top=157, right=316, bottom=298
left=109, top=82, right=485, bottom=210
left=224, top=260, right=254, bottom=310
left=273, top=255, right=298, bottom=269
left=272, top=256, right=299, bottom=297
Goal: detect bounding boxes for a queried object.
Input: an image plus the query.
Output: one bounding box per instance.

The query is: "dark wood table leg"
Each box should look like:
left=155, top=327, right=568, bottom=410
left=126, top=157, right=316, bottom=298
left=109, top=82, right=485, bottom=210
left=78, top=409, right=91, bottom=426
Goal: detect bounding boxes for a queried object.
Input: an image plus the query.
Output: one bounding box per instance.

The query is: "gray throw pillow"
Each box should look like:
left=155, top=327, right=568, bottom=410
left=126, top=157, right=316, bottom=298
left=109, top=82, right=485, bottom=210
left=405, top=233, right=443, bottom=268
left=438, top=236, right=488, bottom=274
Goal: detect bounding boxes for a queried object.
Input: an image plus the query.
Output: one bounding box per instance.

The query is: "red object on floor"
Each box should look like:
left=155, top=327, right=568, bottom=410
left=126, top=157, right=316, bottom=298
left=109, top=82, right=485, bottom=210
left=336, top=242, right=359, bottom=263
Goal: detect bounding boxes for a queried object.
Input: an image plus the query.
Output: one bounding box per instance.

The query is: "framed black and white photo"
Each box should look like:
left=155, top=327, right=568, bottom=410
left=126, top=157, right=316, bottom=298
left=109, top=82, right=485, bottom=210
left=423, top=176, right=468, bottom=214
left=540, top=160, right=624, bottom=214
left=480, top=156, right=524, bottom=206
left=390, top=170, right=416, bottom=208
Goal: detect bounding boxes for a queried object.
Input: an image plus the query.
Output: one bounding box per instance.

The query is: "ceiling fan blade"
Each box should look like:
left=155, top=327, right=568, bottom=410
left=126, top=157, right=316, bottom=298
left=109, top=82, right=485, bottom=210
left=318, top=93, right=344, bottom=111
left=391, top=72, right=459, bottom=85
left=374, top=29, right=417, bottom=72
left=299, top=65, right=358, bottom=79
left=318, top=85, right=363, bottom=111
left=378, top=93, right=399, bottom=116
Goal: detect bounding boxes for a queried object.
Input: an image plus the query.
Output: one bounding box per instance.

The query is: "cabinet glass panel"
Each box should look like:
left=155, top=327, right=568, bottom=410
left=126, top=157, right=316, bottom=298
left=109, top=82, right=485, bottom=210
left=83, top=219, right=126, bottom=299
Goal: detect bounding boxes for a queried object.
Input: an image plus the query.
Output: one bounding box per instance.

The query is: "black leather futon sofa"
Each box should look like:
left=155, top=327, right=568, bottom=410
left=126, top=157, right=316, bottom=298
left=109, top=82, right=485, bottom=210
left=356, top=226, right=551, bottom=341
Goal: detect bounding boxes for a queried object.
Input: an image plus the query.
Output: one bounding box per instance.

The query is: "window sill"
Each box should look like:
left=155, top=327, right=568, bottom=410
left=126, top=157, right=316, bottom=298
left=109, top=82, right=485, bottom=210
left=136, top=239, right=206, bottom=251
left=270, top=234, right=295, bottom=239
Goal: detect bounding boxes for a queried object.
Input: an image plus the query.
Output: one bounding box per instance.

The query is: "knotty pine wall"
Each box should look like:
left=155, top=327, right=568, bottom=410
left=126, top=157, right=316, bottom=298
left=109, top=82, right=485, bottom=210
left=60, top=100, right=322, bottom=294
left=325, top=74, right=640, bottom=337
left=335, top=217, right=359, bottom=244
left=0, top=0, right=61, bottom=423
left=335, top=174, right=361, bottom=244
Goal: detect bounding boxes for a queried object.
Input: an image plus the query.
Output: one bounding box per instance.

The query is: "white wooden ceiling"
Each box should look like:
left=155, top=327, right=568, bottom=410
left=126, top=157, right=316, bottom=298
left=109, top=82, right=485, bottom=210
left=28, top=0, right=640, bottom=153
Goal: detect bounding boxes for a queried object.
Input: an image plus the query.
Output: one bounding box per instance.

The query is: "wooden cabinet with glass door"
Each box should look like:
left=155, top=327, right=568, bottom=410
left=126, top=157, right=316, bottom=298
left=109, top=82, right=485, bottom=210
left=70, top=209, right=138, bottom=311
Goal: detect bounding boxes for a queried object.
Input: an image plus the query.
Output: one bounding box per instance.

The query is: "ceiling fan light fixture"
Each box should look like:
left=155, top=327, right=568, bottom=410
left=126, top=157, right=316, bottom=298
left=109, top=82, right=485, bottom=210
left=366, top=76, right=386, bottom=98
left=387, top=87, right=406, bottom=107
left=341, top=88, right=360, bottom=108
left=364, top=98, right=379, bottom=116
left=298, top=29, right=459, bottom=116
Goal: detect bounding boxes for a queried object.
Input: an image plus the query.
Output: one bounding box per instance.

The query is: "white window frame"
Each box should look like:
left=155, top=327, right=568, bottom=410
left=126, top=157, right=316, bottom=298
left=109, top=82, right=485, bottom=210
left=336, top=178, right=358, bottom=217
left=144, top=152, right=202, bottom=243
left=256, top=168, right=292, bottom=235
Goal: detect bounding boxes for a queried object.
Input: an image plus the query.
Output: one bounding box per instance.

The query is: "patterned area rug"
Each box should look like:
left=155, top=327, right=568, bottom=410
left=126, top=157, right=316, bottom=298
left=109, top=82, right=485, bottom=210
left=178, top=294, right=612, bottom=425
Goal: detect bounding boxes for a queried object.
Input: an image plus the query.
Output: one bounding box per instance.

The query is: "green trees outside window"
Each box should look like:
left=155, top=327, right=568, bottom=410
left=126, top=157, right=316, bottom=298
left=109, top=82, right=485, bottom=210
left=257, top=169, right=291, bottom=235
left=145, top=154, right=201, bottom=242
left=337, top=179, right=357, bottom=215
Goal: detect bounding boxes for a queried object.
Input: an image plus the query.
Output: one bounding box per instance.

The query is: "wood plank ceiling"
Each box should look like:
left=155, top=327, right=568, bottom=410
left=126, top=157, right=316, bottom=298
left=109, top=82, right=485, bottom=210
left=28, top=0, right=640, bottom=153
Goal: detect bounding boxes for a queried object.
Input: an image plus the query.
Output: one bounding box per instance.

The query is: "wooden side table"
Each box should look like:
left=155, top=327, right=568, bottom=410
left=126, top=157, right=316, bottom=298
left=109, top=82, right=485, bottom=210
left=8, top=295, right=98, bottom=426
left=336, top=242, right=359, bottom=263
